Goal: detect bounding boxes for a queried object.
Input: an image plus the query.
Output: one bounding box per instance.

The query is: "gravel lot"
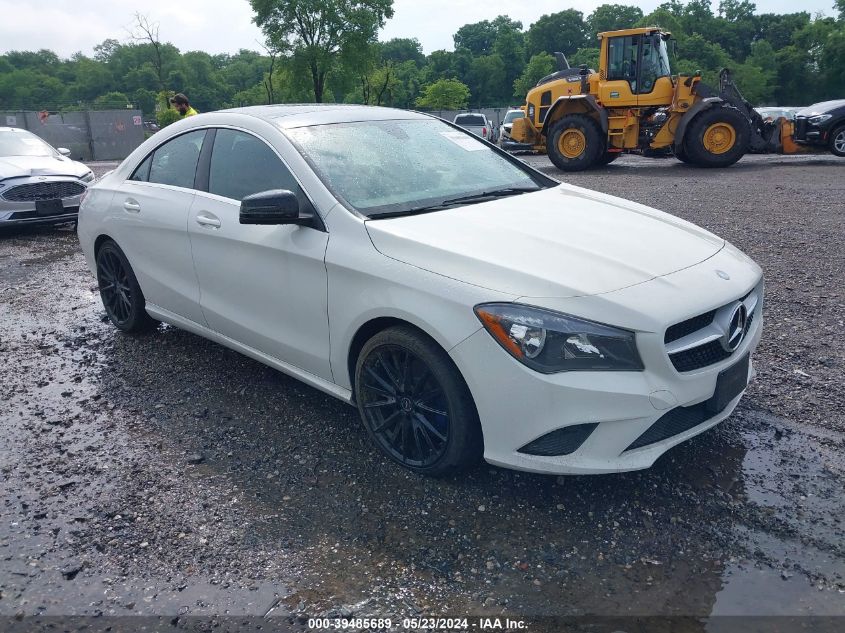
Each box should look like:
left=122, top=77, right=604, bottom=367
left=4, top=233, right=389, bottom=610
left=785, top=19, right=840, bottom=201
left=1, top=155, right=843, bottom=632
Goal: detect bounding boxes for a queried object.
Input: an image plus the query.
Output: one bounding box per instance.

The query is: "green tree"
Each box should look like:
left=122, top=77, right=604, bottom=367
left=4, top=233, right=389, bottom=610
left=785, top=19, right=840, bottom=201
left=526, top=10, right=589, bottom=57
left=587, top=4, right=644, bottom=36
left=249, top=0, right=394, bottom=102
left=454, top=20, right=498, bottom=56
left=512, top=52, right=555, bottom=99
left=380, top=38, right=425, bottom=66
left=93, top=91, right=131, bottom=109
left=466, top=54, right=507, bottom=106
left=415, top=78, right=470, bottom=114
left=570, top=47, right=600, bottom=70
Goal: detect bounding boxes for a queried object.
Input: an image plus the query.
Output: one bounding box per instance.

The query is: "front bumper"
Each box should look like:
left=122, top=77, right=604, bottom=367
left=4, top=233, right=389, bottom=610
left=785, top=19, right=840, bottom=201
left=792, top=117, right=831, bottom=146
left=0, top=207, right=79, bottom=226
left=449, top=256, right=764, bottom=475
left=498, top=132, right=534, bottom=151
left=0, top=177, right=85, bottom=226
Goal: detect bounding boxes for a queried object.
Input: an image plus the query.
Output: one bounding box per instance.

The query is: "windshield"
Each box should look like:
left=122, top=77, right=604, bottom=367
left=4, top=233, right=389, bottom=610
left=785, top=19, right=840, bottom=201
left=639, top=36, right=671, bottom=93
left=504, top=111, right=524, bottom=123
left=286, top=118, right=544, bottom=217
left=0, top=129, right=57, bottom=157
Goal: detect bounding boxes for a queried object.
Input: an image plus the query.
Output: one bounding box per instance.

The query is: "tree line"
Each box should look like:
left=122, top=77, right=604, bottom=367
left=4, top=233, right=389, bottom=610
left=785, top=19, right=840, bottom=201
left=1, top=1, right=844, bottom=120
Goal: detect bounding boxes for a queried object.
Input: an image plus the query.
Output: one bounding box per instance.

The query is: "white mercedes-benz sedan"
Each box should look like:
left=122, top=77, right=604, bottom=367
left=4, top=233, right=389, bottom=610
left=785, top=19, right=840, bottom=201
left=77, top=105, right=763, bottom=476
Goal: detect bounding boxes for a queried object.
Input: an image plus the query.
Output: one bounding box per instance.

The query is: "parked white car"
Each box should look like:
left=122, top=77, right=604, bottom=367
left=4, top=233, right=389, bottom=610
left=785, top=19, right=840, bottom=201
left=78, top=105, right=763, bottom=476
left=0, top=127, right=94, bottom=227
left=453, top=113, right=493, bottom=141
left=499, top=109, right=526, bottom=149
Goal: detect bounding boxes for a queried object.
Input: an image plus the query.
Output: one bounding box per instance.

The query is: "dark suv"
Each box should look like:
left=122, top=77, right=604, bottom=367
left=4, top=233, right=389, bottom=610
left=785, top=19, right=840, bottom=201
left=793, top=100, right=845, bottom=157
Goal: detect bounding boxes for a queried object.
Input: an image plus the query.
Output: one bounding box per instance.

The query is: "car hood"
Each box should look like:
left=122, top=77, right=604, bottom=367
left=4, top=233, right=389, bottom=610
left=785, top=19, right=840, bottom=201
left=365, top=184, right=725, bottom=298
left=797, top=100, right=845, bottom=116
left=0, top=155, right=88, bottom=181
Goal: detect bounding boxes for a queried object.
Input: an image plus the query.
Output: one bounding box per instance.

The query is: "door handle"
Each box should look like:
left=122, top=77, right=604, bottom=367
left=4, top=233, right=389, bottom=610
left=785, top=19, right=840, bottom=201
left=123, top=199, right=141, bottom=213
left=196, top=212, right=221, bottom=228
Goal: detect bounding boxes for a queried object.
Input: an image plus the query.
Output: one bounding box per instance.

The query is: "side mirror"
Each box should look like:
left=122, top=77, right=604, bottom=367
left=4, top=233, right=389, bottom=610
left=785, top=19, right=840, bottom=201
left=57, top=148, right=71, bottom=157
left=239, top=189, right=313, bottom=226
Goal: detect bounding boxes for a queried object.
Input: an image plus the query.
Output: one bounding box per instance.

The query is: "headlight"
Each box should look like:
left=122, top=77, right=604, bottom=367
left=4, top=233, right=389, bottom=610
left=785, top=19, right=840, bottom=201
left=474, top=303, right=643, bottom=373
left=808, top=114, right=832, bottom=124
left=80, top=171, right=95, bottom=183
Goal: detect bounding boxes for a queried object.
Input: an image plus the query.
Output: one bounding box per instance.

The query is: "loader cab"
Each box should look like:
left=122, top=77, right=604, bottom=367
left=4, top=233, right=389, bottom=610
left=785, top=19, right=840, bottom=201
left=599, top=29, right=673, bottom=107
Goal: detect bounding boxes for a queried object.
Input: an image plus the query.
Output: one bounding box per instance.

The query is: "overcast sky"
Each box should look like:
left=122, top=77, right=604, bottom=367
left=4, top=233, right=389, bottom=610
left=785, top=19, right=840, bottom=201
left=0, top=0, right=839, bottom=59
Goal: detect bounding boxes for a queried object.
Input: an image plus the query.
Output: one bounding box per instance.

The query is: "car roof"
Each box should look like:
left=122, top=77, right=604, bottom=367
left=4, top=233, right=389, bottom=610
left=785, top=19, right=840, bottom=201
left=216, top=104, right=431, bottom=129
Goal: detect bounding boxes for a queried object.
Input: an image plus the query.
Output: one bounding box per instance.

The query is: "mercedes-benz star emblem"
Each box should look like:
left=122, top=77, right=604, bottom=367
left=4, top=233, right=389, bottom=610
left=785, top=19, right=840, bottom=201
left=722, top=302, right=748, bottom=352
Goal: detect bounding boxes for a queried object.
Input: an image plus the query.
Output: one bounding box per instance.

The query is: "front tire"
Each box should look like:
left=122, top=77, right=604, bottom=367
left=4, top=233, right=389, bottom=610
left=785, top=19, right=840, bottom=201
left=354, top=326, right=482, bottom=476
left=683, top=106, right=749, bottom=168
left=96, top=240, right=157, bottom=333
left=829, top=125, right=845, bottom=157
left=547, top=114, right=604, bottom=172
left=674, top=144, right=693, bottom=164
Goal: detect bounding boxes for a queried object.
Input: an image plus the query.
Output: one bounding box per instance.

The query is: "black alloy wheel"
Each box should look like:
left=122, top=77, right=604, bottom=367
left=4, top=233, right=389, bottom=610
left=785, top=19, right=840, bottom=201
left=96, top=241, right=157, bottom=333
left=355, top=326, right=482, bottom=476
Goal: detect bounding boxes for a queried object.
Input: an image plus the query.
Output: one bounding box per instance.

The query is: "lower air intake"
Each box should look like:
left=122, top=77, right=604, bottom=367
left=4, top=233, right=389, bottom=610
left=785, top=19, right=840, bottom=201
left=518, top=423, right=598, bottom=457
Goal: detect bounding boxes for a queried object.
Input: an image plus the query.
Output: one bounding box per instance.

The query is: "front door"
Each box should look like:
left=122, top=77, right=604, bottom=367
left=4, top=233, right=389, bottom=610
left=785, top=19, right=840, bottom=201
left=601, top=35, right=639, bottom=107
left=187, top=128, right=332, bottom=380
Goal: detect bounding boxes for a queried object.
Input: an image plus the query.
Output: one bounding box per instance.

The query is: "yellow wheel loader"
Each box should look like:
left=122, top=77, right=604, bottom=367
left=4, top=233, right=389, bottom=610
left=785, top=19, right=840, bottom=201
left=509, top=27, right=814, bottom=171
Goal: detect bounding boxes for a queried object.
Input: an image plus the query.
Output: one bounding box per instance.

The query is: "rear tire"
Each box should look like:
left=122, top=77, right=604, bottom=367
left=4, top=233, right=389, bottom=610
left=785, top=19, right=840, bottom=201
left=96, top=240, right=157, bottom=333
left=683, top=106, right=749, bottom=168
left=547, top=114, right=604, bottom=172
left=829, top=125, right=845, bottom=157
left=354, top=326, right=482, bottom=476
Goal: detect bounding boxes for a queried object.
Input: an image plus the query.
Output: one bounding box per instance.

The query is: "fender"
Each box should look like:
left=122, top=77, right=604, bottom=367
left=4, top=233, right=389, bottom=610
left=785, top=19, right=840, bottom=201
left=673, top=97, right=723, bottom=151
left=540, top=95, right=608, bottom=139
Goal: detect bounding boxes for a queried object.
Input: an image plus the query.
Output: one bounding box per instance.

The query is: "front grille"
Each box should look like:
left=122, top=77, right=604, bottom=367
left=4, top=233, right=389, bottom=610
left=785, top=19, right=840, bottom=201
left=794, top=117, right=808, bottom=140
left=664, top=310, right=716, bottom=344
left=518, top=423, right=598, bottom=456
left=668, top=311, right=754, bottom=372
left=2, top=181, right=85, bottom=202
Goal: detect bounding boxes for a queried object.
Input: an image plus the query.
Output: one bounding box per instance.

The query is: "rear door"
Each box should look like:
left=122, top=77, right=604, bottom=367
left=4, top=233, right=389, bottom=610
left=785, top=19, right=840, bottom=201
left=187, top=127, right=332, bottom=380
left=114, top=129, right=207, bottom=324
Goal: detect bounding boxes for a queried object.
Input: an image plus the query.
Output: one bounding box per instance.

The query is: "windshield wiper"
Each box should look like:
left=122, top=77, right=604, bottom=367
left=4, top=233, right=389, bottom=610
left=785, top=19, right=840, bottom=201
left=368, top=203, right=464, bottom=219
left=366, top=186, right=541, bottom=220
left=439, top=186, right=540, bottom=206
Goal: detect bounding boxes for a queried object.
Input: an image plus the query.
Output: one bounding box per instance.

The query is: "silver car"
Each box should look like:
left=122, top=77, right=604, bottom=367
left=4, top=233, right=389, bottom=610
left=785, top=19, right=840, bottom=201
left=0, top=127, right=94, bottom=227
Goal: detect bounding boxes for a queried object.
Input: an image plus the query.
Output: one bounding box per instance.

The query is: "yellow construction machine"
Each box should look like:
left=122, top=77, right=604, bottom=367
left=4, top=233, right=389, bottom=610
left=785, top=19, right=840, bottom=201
left=509, top=27, right=811, bottom=171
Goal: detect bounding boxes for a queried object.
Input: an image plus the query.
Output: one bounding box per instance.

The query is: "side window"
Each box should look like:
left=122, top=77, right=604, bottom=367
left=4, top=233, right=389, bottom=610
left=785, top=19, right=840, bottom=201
left=148, top=130, right=206, bottom=189
left=129, top=154, right=152, bottom=182
left=208, top=129, right=299, bottom=201
left=607, top=36, right=637, bottom=85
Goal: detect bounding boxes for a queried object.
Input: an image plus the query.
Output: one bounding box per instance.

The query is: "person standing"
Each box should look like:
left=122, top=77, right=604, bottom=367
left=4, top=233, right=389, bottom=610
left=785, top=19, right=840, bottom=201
left=170, top=93, right=199, bottom=118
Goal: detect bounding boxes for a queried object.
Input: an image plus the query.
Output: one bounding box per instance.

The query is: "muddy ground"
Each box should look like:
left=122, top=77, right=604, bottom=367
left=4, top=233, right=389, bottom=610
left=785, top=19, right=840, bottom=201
left=1, top=155, right=843, bottom=632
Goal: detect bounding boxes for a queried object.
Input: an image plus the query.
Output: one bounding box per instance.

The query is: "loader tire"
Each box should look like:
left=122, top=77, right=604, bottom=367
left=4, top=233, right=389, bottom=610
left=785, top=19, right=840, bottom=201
left=547, top=115, right=604, bottom=171
left=598, top=152, right=620, bottom=165
left=683, top=106, right=749, bottom=168
left=674, top=145, right=692, bottom=164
